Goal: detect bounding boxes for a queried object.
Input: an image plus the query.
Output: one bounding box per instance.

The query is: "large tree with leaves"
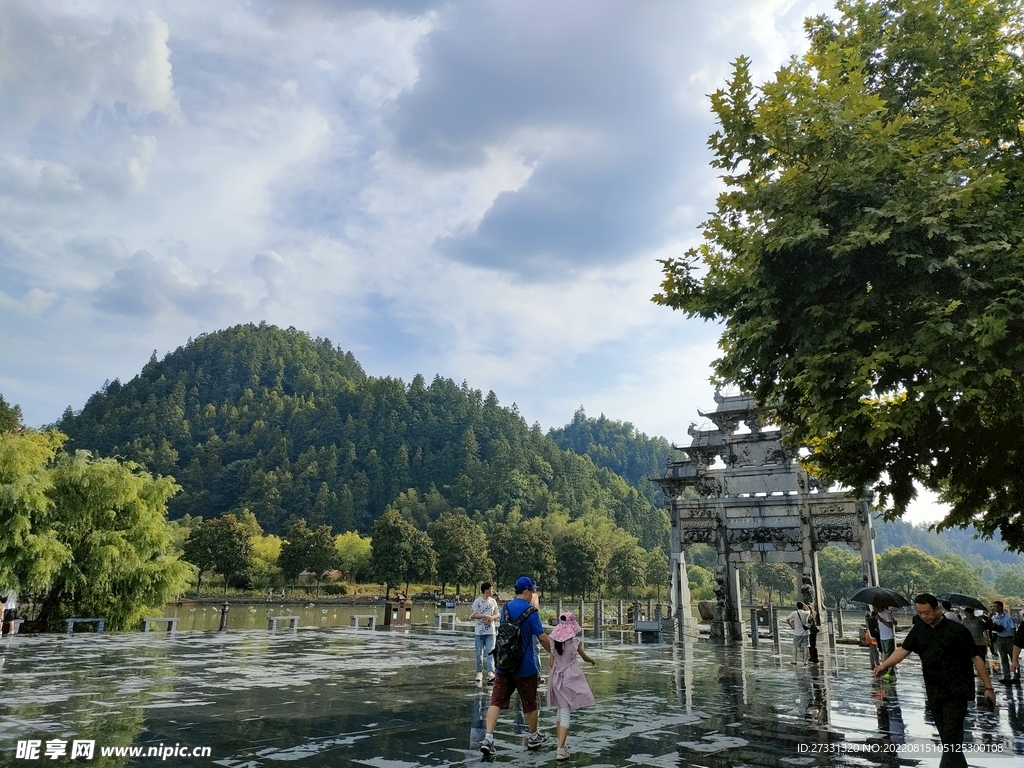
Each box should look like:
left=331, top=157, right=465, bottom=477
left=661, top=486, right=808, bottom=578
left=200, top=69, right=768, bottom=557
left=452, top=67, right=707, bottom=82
left=817, top=546, right=864, bottom=608
left=0, top=422, right=190, bottom=631
left=655, top=0, right=1024, bottom=549
left=182, top=514, right=255, bottom=596
left=427, top=511, right=492, bottom=596
left=278, top=519, right=337, bottom=597
left=555, top=527, right=604, bottom=599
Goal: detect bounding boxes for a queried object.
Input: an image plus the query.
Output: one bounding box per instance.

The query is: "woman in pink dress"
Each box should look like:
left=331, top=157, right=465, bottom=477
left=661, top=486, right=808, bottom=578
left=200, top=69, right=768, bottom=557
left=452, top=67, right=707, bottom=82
left=547, top=611, right=596, bottom=760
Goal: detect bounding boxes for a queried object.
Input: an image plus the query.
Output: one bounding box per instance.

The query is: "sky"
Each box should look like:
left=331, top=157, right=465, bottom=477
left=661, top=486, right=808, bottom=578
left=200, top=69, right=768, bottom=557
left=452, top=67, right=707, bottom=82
left=0, top=0, right=944, bottom=524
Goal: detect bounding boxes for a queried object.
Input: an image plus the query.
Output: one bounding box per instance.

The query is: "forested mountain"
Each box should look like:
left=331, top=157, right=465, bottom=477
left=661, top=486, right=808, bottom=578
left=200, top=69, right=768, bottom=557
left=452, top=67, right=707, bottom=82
left=548, top=408, right=679, bottom=507
left=57, top=324, right=668, bottom=549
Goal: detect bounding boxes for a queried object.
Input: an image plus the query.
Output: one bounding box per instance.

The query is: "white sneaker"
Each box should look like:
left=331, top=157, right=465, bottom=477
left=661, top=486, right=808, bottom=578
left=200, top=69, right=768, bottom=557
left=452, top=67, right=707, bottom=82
left=556, top=746, right=570, bottom=760
left=475, top=672, right=483, bottom=684
left=479, top=737, right=495, bottom=756
left=486, top=673, right=496, bottom=683
left=526, top=731, right=545, bottom=750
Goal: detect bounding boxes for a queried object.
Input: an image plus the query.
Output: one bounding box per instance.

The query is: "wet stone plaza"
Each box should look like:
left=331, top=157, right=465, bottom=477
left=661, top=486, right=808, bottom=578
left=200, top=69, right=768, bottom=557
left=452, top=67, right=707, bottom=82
left=1, top=625, right=1023, bottom=767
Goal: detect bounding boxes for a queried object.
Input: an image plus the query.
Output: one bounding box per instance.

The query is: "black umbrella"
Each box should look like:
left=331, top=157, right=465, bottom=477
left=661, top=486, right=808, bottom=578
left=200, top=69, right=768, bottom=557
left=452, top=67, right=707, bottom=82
left=936, top=593, right=987, bottom=611
left=849, top=586, right=911, bottom=608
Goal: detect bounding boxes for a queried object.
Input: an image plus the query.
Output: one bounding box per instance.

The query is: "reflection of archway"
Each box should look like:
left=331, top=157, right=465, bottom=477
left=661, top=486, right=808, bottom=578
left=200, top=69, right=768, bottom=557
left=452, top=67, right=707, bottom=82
left=657, top=391, right=878, bottom=641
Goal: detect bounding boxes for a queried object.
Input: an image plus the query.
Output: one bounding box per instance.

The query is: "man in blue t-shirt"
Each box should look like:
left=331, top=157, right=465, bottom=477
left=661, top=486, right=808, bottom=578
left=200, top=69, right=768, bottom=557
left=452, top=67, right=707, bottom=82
left=480, top=576, right=551, bottom=756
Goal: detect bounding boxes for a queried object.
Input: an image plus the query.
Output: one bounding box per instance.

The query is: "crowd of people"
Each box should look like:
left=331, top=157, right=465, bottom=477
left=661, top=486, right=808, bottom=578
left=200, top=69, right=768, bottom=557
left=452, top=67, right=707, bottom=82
left=470, top=578, right=1024, bottom=764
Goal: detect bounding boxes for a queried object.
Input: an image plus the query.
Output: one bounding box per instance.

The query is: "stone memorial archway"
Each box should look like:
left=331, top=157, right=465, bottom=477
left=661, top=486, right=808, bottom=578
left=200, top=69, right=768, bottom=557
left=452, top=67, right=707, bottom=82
left=656, top=392, right=878, bottom=641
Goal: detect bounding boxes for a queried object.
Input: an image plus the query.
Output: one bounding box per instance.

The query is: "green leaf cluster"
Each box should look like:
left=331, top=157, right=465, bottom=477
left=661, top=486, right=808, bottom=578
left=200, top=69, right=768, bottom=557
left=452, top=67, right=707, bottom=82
left=655, top=0, right=1024, bottom=549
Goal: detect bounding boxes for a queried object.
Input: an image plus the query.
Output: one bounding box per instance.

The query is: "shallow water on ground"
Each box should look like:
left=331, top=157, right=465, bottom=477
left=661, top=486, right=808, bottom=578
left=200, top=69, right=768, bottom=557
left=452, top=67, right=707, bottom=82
left=1, top=627, right=1022, bottom=767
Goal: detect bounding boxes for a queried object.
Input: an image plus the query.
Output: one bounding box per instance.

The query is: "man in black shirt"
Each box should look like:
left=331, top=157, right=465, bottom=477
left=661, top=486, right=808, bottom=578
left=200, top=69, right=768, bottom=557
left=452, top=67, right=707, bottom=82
left=874, top=593, right=996, bottom=768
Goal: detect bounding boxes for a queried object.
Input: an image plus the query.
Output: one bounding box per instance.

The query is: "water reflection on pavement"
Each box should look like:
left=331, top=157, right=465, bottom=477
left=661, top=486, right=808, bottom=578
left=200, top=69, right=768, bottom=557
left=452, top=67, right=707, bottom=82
left=1, top=628, right=1022, bottom=766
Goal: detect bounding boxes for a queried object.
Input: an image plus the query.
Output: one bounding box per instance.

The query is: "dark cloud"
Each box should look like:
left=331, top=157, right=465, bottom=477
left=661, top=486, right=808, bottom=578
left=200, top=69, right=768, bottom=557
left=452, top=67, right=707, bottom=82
left=93, top=250, right=242, bottom=319
left=387, top=1, right=721, bottom=276
left=248, top=0, right=443, bottom=25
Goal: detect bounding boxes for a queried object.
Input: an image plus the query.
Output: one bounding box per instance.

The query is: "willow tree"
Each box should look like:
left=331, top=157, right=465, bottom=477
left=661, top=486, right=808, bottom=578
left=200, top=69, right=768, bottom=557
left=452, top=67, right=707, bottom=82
left=0, top=425, right=190, bottom=631
left=656, top=0, right=1024, bottom=548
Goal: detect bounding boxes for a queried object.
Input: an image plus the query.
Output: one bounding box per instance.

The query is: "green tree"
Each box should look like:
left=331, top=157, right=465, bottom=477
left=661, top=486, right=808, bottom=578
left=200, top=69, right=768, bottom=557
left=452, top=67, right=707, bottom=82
left=251, top=532, right=283, bottom=589
left=214, top=515, right=255, bottom=594
left=0, top=394, right=22, bottom=433
left=488, top=519, right=558, bottom=592
left=183, top=518, right=256, bottom=593
left=0, top=429, right=190, bottom=631
left=427, top=511, right=492, bottom=596
left=995, top=569, right=1024, bottom=600
left=654, top=0, right=1024, bottom=550
left=750, top=563, right=795, bottom=606
left=182, top=515, right=255, bottom=596
left=278, top=519, right=337, bottom=597
left=687, top=564, right=714, bottom=601
left=608, top=544, right=647, bottom=600
left=369, top=510, right=429, bottom=598
left=878, top=546, right=938, bottom=603
left=686, top=544, right=716, bottom=571
left=643, top=548, right=668, bottom=600
left=182, top=522, right=219, bottom=598
left=335, top=531, right=372, bottom=582
left=555, top=528, right=604, bottom=599
left=403, top=528, right=437, bottom=595
left=817, top=546, right=864, bottom=608
left=931, top=556, right=986, bottom=598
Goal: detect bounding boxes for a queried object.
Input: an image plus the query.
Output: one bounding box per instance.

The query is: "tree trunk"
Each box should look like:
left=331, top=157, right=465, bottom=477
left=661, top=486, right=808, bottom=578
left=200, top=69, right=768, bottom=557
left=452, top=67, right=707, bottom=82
left=197, top=571, right=204, bottom=599
left=36, top=585, right=67, bottom=633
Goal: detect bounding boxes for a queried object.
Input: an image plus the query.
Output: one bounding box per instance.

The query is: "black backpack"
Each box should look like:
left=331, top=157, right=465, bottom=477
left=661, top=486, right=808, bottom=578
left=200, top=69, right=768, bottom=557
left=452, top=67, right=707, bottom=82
left=490, top=604, right=537, bottom=677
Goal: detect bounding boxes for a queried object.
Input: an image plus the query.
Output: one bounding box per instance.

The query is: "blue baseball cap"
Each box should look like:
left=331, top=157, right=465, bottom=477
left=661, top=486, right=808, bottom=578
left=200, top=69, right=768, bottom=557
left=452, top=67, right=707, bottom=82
left=514, top=576, right=538, bottom=592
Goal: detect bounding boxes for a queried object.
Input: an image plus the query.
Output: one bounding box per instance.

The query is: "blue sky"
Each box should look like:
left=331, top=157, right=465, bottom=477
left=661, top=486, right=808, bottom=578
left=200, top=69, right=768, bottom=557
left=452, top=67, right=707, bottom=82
left=0, top=0, right=945, bottom=521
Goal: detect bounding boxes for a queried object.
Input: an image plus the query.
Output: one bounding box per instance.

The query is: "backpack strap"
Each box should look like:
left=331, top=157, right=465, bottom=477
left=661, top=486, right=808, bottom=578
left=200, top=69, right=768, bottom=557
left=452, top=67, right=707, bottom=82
left=507, top=605, right=536, bottom=627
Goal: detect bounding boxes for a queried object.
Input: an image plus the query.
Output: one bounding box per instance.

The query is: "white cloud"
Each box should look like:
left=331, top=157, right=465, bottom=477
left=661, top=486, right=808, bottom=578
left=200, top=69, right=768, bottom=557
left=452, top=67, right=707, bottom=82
left=0, top=2, right=180, bottom=127
left=0, top=287, right=59, bottom=316
left=1, top=0, right=845, bottom=447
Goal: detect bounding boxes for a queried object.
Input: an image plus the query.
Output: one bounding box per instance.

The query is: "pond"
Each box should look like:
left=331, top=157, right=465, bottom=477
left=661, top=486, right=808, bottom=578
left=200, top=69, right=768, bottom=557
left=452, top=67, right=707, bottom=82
left=1, top=625, right=1021, bottom=766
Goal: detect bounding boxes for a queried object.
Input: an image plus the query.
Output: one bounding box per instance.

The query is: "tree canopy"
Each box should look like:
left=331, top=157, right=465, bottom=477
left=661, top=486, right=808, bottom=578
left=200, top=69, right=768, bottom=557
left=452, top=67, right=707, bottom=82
left=654, top=0, right=1024, bottom=549
left=0, top=426, right=189, bottom=631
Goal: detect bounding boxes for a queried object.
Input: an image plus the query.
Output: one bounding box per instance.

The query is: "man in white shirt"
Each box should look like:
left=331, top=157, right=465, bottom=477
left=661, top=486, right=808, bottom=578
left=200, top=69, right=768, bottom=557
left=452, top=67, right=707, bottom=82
left=941, top=600, right=962, bottom=623
left=787, top=601, right=811, bottom=664
left=470, top=582, right=499, bottom=683
left=876, top=605, right=897, bottom=661
left=991, top=601, right=1017, bottom=684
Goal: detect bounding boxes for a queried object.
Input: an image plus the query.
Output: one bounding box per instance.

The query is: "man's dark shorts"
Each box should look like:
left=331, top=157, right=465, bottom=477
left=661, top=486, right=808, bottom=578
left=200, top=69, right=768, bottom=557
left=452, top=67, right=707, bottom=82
left=2, top=609, right=14, bottom=624
left=489, top=674, right=539, bottom=714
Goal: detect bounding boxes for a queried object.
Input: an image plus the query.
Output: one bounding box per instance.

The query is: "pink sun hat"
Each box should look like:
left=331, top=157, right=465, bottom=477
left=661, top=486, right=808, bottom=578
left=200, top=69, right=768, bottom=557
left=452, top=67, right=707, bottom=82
left=551, top=611, right=583, bottom=642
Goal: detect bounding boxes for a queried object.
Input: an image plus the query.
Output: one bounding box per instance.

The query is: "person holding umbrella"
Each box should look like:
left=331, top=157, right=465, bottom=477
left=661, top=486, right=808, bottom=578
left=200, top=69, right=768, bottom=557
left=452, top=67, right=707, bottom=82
left=874, top=593, right=996, bottom=768
left=849, top=586, right=908, bottom=669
